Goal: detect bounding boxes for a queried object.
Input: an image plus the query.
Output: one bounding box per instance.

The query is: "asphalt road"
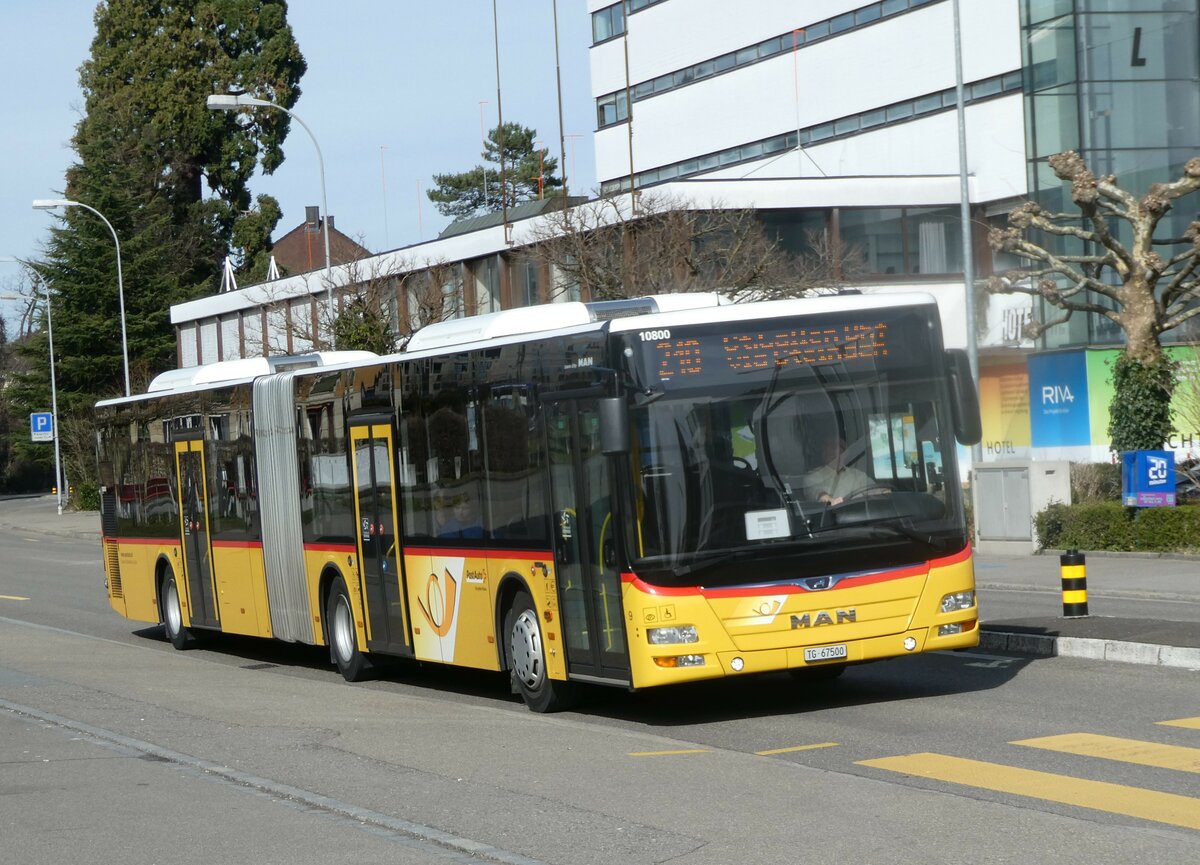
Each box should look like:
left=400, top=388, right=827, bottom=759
left=2, top=519, right=1198, bottom=864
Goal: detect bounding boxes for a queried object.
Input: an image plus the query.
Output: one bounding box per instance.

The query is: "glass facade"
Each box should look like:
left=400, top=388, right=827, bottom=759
left=1022, top=0, right=1200, bottom=347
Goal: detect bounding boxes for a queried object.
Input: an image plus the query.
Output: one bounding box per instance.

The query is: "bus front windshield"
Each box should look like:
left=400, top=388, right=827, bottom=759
left=617, top=310, right=967, bottom=585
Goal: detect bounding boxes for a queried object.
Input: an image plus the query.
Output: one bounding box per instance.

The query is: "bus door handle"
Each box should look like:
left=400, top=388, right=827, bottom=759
left=603, top=538, right=617, bottom=569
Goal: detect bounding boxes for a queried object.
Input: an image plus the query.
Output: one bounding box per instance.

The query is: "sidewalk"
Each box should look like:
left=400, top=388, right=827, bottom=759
left=0, top=494, right=101, bottom=541
left=974, top=550, right=1200, bottom=669
left=2, top=496, right=1197, bottom=670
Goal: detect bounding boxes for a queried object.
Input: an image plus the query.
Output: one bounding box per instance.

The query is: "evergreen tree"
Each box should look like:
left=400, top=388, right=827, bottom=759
left=428, top=123, right=562, bottom=219
left=34, top=0, right=306, bottom=403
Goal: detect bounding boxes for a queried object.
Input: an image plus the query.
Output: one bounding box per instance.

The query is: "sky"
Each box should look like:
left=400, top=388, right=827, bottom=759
left=0, top=1, right=597, bottom=329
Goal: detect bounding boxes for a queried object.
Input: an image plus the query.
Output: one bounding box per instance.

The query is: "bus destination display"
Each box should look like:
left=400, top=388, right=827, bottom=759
left=645, top=321, right=890, bottom=384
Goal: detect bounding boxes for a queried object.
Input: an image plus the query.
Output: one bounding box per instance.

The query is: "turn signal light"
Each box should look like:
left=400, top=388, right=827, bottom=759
left=653, top=654, right=705, bottom=668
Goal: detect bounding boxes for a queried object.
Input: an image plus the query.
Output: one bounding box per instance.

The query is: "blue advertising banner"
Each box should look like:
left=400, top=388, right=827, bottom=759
left=1028, top=352, right=1091, bottom=447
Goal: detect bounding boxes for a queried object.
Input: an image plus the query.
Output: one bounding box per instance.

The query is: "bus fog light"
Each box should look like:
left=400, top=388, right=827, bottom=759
left=903, top=637, right=917, bottom=651
left=939, top=623, right=963, bottom=636
left=647, top=625, right=698, bottom=645
left=730, top=657, right=744, bottom=671
left=940, top=590, right=975, bottom=613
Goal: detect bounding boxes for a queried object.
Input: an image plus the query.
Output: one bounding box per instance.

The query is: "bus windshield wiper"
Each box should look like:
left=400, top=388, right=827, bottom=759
left=669, top=546, right=759, bottom=578
left=807, top=515, right=939, bottom=547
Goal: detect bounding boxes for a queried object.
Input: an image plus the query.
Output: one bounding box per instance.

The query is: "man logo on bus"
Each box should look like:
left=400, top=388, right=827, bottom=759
left=791, top=609, right=857, bottom=628
left=418, top=568, right=458, bottom=637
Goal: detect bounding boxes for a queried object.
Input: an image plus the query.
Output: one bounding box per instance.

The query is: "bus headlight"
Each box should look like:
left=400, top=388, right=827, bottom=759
left=940, top=590, right=975, bottom=613
left=647, top=625, right=699, bottom=645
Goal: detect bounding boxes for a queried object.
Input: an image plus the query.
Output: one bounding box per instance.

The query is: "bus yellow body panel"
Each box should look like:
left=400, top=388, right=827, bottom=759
left=210, top=543, right=272, bottom=639
left=623, top=550, right=977, bottom=690
left=302, top=547, right=359, bottom=647
left=401, top=550, right=564, bottom=679
left=106, top=539, right=176, bottom=625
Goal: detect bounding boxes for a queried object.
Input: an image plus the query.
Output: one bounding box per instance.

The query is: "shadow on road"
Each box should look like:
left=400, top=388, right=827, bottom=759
left=129, top=624, right=1032, bottom=725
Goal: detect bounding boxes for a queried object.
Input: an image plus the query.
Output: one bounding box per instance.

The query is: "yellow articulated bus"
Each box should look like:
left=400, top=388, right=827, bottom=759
left=96, top=292, right=982, bottom=712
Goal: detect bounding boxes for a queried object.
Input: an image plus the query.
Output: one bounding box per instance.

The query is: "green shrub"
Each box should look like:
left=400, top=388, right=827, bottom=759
left=73, top=482, right=101, bottom=512
left=1032, top=501, right=1200, bottom=552
left=1133, top=506, right=1200, bottom=552
left=1033, top=502, right=1068, bottom=549
left=1058, top=502, right=1135, bottom=551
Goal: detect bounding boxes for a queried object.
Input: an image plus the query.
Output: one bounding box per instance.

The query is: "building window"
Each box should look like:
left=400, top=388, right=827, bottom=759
left=471, top=256, right=501, bottom=314
left=594, top=0, right=949, bottom=115
left=600, top=70, right=1021, bottom=195
left=839, top=207, right=962, bottom=276
left=597, top=91, right=628, bottom=129
left=841, top=209, right=906, bottom=276
left=591, top=2, right=625, bottom=44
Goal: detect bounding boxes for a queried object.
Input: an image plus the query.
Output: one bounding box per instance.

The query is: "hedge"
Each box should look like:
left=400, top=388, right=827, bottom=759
left=1034, top=502, right=1200, bottom=553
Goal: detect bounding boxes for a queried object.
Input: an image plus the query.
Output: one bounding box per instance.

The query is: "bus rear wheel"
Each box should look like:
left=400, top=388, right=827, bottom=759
left=161, top=568, right=191, bottom=650
left=327, top=576, right=372, bottom=682
left=505, top=590, right=576, bottom=713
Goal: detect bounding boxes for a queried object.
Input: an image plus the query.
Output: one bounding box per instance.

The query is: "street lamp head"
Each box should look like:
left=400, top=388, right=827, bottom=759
left=32, top=199, right=72, bottom=211
left=207, top=93, right=273, bottom=111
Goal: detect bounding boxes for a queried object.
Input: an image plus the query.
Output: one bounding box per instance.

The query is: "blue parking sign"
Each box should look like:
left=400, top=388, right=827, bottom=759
left=30, top=412, right=54, bottom=442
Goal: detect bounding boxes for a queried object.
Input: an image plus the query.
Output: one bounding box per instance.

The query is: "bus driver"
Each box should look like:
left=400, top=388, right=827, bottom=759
left=803, top=431, right=872, bottom=506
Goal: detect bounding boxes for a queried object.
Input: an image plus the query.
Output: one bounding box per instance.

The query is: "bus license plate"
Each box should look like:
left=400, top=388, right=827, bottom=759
left=804, top=644, right=848, bottom=663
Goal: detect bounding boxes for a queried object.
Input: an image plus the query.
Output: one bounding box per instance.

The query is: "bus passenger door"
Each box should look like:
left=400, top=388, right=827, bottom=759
left=173, top=438, right=220, bottom=629
left=349, top=423, right=412, bottom=656
left=545, top=398, right=630, bottom=685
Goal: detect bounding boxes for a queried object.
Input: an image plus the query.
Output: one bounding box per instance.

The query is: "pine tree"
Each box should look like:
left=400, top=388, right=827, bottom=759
left=428, top=123, right=562, bottom=219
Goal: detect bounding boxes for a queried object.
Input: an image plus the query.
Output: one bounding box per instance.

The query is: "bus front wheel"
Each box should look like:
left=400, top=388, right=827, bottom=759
left=327, top=577, right=372, bottom=682
left=505, top=590, right=576, bottom=713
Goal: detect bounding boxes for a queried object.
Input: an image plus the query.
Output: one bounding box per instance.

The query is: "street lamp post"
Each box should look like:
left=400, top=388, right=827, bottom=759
left=32, top=198, right=130, bottom=397
left=1, top=257, right=63, bottom=515
left=206, top=93, right=336, bottom=348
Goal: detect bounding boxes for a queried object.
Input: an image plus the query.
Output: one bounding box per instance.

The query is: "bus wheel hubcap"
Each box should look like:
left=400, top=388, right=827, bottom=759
left=333, top=597, right=354, bottom=662
left=510, top=610, right=544, bottom=689
left=165, top=580, right=181, bottom=635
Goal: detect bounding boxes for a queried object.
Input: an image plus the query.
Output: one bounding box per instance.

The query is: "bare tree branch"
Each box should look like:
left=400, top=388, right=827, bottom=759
left=991, top=150, right=1200, bottom=367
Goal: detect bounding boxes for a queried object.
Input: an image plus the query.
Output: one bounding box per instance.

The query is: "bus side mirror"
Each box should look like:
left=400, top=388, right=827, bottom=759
left=946, top=349, right=982, bottom=446
left=599, top=397, right=630, bottom=455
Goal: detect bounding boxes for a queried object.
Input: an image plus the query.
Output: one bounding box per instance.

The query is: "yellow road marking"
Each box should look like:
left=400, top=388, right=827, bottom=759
left=1013, top=733, right=1200, bottom=774
left=857, top=753, right=1200, bottom=831
left=1159, top=717, right=1200, bottom=731
left=628, top=749, right=711, bottom=757
left=0, top=594, right=30, bottom=601
left=756, top=742, right=839, bottom=756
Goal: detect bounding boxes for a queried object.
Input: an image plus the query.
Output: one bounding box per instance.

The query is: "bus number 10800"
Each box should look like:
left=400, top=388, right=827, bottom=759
left=640, top=329, right=671, bottom=341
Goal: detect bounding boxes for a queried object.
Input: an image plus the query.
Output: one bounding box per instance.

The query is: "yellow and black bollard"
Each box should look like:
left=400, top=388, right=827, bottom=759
left=1060, top=549, right=1089, bottom=617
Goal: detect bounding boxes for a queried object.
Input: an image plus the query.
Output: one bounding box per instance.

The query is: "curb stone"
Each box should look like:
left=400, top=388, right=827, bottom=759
left=979, top=630, right=1200, bottom=670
